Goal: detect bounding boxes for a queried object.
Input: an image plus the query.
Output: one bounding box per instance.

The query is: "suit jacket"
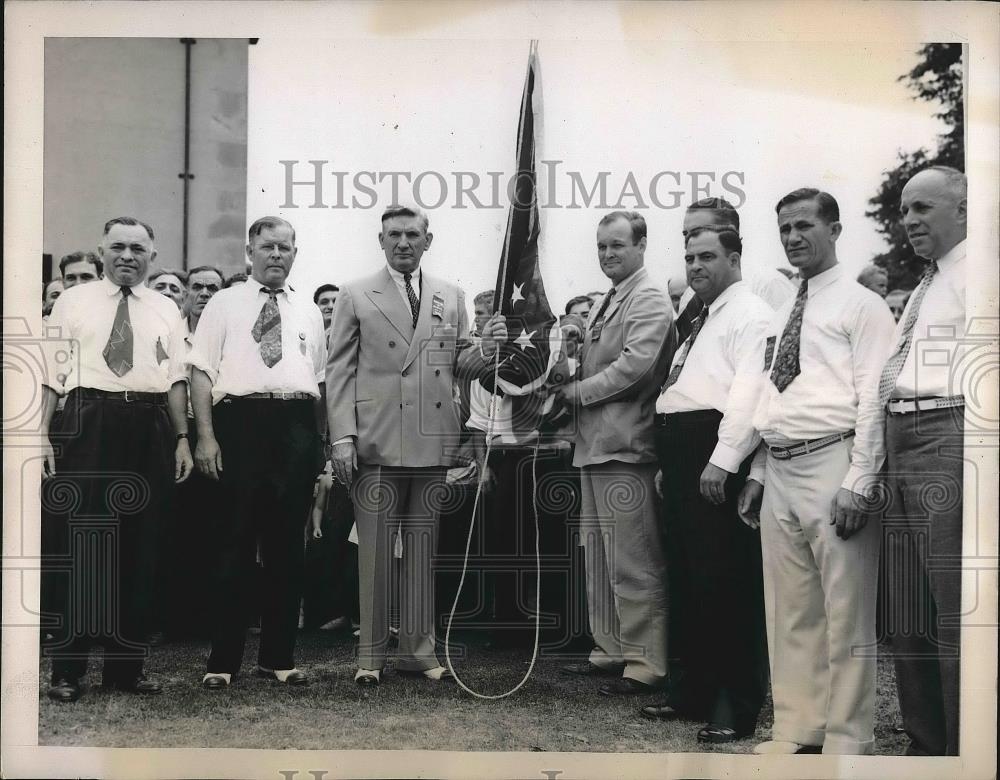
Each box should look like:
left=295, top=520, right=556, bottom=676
left=326, top=267, right=469, bottom=468
left=573, top=266, right=675, bottom=467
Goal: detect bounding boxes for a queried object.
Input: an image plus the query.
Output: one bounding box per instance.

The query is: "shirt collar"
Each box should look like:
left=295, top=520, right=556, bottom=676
left=802, top=262, right=843, bottom=294
left=610, top=265, right=647, bottom=298
left=102, top=276, right=149, bottom=298
left=704, top=279, right=744, bottom=316
left=386, top=264, right=421, bottom=286
left=248, top=277, right=293, bottom=297
left=936, top=239, right=966, bottom=270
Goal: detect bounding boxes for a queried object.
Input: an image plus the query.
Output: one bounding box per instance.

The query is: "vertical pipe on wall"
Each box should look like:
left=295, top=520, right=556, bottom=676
left=179, top=38, right=197, bottom=270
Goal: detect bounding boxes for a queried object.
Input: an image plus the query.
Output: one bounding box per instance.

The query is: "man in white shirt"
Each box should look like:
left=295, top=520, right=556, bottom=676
left=640, top=226, right=771, bottom=743
left=878, top=166, right=967, bottom=756
left=189, top=217, right=327, bottom=689
left=739, top=189, right=896, bottom=755
left=40, top=217, right=192, bottom=702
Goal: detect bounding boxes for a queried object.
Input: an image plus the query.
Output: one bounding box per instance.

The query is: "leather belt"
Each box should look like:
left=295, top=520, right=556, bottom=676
left=73, top=388, right=167, bottom=405
left=886, top=395, right=964, bottom=415
left=229, top=391, right=314, bottom=401
left=767, top=431, right=854, bottom=460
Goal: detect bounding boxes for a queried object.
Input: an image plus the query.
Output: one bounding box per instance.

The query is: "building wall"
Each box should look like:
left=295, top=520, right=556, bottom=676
left=43, top=38, right=248, bottom=280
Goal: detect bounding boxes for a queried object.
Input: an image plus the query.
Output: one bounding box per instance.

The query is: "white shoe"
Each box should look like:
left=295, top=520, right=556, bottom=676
left=398, top=665, right=454, bottom=681
left=753, top=740, right=821, bottom=755
left=354, top=668, right=381, bottom=686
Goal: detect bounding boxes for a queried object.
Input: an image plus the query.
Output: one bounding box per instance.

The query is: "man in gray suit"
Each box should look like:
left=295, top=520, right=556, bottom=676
left=558, top=210, right=676, bottom=695
left=326, top=205, right=472, bottom=687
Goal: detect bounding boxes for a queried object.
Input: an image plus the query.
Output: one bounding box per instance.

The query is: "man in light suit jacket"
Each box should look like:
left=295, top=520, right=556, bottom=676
left=558, top=210, right=676, bottom=695
left=326, top=205, right=471, bottom=687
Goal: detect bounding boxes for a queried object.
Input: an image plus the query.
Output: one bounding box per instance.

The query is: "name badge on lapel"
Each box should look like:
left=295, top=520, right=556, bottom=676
left=431, top=294, right=445, bottom=319
left=763, top=335, right=776, bottom=371
left=299, top=332, right=307, bottom=356
left=590, top=318, right=605, bottom=341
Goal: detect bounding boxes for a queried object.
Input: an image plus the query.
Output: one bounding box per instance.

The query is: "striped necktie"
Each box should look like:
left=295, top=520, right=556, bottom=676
left=252, top=289, right=283, bottom=367
left=770, top=279, right=809, bottom=393
left=675, top=294, right=705, bottom=344
left=877, top=260, right=938, bottom=406
left=403, top=272, right=420, bottom=327
left=664, top=307, right=709, bottom=389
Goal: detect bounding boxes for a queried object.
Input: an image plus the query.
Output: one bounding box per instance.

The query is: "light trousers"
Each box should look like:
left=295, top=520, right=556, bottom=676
left=760, top=439, right=881, bottom=754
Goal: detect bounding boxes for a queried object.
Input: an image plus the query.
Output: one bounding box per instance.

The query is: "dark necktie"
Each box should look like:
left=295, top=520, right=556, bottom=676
left=664, top=307, right=709, bottom=389
left=103, top=286, right=134, bottom=377
left=590, top=288, right=616, bottom=330
left=675, top=294, right=705, bottom=344
left=877, top=260, right=938, bottom=406
left=251, top=289, right=283, bottom=368
left=403, top=272, right=420, bottom=327
left=770, top=279, right=809, bottom=393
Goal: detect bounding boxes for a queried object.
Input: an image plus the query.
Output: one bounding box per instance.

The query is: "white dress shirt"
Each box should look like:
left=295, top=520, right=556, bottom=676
left=657, top=281, right=772, bottom=473
left=386, top=264, right=421, bottom=310
left=43, top=276, right=186, bottom=394
left=890, top=240, right=967, bottom=398
left=677, top=266, right=795, bottom=314
left=186, top=278, right=326, bottom=404
left=751, top=263, right=896, bottom=493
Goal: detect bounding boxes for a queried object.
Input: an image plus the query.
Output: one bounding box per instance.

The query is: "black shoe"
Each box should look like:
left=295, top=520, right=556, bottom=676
left=598, top=677, right=655, bottom=696
left=106, top=674, right=163, bottom=695
left=697, top=723, right=752, bottom=744
left=47, top=678, right=82, bottom=703
left=640, top=702, right=682, bottom=720
left=560, top=662, right=621, bottom=677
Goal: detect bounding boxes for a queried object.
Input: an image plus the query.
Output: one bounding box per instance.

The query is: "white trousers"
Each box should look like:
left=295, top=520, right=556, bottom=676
left=760, top=439, right=881, bottom=755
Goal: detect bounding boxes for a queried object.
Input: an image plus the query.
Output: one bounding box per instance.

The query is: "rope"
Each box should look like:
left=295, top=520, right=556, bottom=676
left=443, top=337, right=543, bottom=700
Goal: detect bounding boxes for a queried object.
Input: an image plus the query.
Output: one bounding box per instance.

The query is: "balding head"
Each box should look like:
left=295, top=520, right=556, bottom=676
left=900, top=166, right=967, bottom=260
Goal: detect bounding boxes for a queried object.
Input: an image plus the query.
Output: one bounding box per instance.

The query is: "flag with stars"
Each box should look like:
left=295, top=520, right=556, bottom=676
left=485, top=41, right=567, bottom=436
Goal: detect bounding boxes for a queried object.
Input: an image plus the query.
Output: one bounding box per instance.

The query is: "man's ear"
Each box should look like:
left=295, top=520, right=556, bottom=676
left=424, top=231, right=434, bottom=250
left=829, top=221, right=843, bottom=242
left=637, top=236, right=647, bottom=253
left=956, top=197, right=968, bottom=226
left=150, top=249, right=158, bottom=265
left=378, top=232, right=385, bottom=249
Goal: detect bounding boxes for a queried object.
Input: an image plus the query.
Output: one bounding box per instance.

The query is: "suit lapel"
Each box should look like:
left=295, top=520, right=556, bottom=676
left=402, top=272, right=438, bottom=370
left=365, top=268, right=413, bottom=343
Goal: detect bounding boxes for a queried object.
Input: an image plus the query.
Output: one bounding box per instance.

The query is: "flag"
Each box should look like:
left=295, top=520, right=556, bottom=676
left=485, top=40, right=568, bottom=437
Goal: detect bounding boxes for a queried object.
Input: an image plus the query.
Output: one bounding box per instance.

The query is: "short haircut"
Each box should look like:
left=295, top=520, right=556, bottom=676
left=856, top=264, right=888, bottom=285
left=920, top=165, right=967, bottom=199
left=59, top=250, right=103, bottom=276
left=564, top=294, right=593, bottom=315
left=687, top=196, right=740, bottom=231
left=313, top=283, right=340, bottom=303
left=775, top=188, right=840, bottom=224
left=248, top=216, right=296, bottom=243
left=223, top=271, right=248, bottom=288
left=473, top=289, right=495, bottom=309
left=103, top=216, right=155, bottom=241
left=380, top=204, right=430, bottom=233
left=685, top=225, right=743, bottom=256
left=147, top=268, right=188, bottom=286
left=43, top=278, right=64, bottom=300
left=186, top=265, right=225, bottom=285
left=598, top=210, right=647, bottom=244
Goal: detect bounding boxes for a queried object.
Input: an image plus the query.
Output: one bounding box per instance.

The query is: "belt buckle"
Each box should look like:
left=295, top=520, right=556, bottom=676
left=123, top=390, right=132, bottom=403
left=277, top=391, right=291, bottom=401
left=771, top=446, right=790, bottom=460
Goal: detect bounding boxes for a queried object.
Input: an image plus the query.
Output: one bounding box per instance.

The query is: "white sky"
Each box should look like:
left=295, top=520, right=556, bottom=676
left=249, top=39, right=947, bottom=310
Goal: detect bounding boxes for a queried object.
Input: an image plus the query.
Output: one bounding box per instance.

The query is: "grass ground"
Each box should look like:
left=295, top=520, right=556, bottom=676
left=38, top=629, right=909, bottom=754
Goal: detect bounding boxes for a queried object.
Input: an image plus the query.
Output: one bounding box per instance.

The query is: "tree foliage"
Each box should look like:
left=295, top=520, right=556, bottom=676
left=866, top=43, right=964, bottom=291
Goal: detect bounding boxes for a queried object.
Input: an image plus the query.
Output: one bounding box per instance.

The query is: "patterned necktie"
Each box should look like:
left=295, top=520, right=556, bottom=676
left=251, top=289, right=283, bottom=367
left=675, top=294, right=705, bottom=344
left=103, top=286, right=134, bottom=377
left=770, top=278, right=809, bottom=393
left=664, top=307, right=709, bottom=389
left=403, top=272, right=420, bottom=327
left=590, top=288, right=616, bottom=329
left=877, top=260, right=938, bottom=406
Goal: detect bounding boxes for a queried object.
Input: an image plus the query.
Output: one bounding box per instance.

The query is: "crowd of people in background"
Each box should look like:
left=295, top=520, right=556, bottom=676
left=39, top=166, right=967, bottom=758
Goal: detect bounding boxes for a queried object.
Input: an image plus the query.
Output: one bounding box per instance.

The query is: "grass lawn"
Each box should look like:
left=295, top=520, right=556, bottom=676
left=38, top=630, right=909, bottom=754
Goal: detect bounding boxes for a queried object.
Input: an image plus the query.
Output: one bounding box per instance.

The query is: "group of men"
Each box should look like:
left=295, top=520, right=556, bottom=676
left=40, top=164, right=966, bottom=757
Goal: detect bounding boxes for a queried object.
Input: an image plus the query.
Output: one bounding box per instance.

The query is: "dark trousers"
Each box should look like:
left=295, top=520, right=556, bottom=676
left=303, top=479, right=359, bottom=628
left=206, top=397, right=320, bottom=674
left=655, top=410, right=768, bottom=734
left=483, top=446, right=589, bottom=650
left=884, top=407, right=963, bottom=755
left=45, top=390, right=172, bottom=685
